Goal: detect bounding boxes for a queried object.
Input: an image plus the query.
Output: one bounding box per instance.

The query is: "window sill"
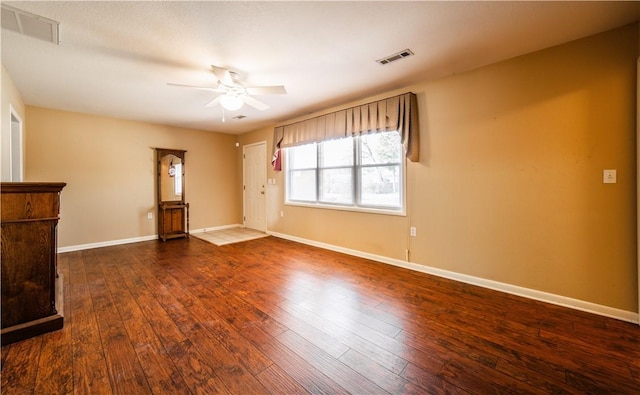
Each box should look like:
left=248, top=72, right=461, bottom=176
left=284, top=201, right=406, bottom=217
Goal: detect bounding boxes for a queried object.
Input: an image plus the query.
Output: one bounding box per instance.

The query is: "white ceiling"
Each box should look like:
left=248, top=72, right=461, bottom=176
left=2, top=1, right=639, bottom=135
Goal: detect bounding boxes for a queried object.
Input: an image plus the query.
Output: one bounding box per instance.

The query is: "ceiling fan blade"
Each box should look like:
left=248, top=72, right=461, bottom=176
left=242, top=95, right=269, bottom=111
left=210, top=65, right=234, bottom=85
left=167, top=82, right=224, bottom=92
left=167, top=82, right=226, bottom=93
left=245, top=86, right=287, bottom=95
left=204, top=96, right=221, bottom=108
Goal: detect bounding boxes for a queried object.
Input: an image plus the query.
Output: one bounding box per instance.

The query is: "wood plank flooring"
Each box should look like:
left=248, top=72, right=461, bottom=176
left=1, top=236, right=639, bottom=394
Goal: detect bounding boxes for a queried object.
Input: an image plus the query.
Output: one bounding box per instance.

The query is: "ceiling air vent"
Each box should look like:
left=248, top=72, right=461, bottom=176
left=1, top=4, right=60, bottom=44
left=376, top=49, right=414, bottom=65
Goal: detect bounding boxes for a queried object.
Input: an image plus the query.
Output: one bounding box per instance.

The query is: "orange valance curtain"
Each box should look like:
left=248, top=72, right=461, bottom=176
left=271, top=92, right=419, bottom=170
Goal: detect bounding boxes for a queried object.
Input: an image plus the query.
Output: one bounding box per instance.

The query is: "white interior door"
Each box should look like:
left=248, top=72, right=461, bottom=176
left=243, top=142, right=267, bottom=232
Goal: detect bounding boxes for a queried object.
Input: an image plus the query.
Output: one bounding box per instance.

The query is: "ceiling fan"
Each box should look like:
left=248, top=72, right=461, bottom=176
left=168, top=65, right=286, bottom=113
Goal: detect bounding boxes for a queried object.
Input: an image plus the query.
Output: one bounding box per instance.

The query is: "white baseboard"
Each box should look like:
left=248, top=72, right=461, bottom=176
left=268, top=231, right=639, bottom=324
left=58, top=235, right=158, bottom=253
left=58, top=224, right=244, bottom=253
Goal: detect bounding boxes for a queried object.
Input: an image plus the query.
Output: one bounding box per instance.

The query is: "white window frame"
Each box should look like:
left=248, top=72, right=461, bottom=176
left=285, top=132, right=406, bottom=216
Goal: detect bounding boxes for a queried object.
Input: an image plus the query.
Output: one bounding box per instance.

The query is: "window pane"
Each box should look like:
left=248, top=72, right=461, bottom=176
left=360, top=165, right=401, bottom=207
left=289, top=170, right=316, bottom=201
left=285, top=131, right=404, bottom=213
left=288, top=143, right=317, bottom=169
left=320, top=137, right=353, bottom=167
left=319, top=168, right=353, bottom=204
left=360, top=131, right=401, bottom=165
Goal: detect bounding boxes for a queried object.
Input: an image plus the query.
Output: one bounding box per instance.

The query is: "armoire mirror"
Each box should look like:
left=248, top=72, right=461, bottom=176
left=156, top=148, right=189, bottom=241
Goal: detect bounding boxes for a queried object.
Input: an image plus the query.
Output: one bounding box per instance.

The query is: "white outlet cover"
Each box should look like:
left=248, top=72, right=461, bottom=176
left=603, top=169, right=617, bottom=184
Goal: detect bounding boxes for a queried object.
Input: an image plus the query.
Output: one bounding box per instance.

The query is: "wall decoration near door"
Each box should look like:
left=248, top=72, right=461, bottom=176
left=156, top=148, right=189, bottom=241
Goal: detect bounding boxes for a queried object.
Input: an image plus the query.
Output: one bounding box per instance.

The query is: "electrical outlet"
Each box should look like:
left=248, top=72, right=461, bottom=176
left=280, top=210, right=284, bottom=218
left=603, top=169, right=617, bottom=184
left=410, top=227, right=416, bottom=237
left=147, top=212, right=153, bottom=219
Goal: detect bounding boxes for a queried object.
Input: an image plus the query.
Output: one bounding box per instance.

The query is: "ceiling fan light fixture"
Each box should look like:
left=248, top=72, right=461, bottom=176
left=220, top=94, right=243, bottom=111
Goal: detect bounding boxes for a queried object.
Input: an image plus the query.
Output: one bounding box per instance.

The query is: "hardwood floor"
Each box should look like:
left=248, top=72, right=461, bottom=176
left=1, top=236, right=638, bottom=394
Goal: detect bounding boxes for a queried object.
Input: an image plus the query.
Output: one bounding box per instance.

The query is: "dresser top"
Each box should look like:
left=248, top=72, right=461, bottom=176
left=1, top=182, right=67, bottom=193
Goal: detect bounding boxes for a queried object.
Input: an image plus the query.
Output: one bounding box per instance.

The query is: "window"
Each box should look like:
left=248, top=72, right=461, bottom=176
left=286, top=131, right=404, bottom=213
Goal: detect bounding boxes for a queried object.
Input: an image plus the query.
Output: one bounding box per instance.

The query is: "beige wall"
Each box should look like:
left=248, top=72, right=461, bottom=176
left=1, top=65, right=26, bottom=181
left=239, top=24, right=638, bottom=313
left=16, top=23, right=639, bottom=313
left=25, top=107, right=240, bottom=247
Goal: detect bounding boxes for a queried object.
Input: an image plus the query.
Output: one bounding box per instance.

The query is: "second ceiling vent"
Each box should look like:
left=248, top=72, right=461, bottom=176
left=376, top=49, right=414, bottom=65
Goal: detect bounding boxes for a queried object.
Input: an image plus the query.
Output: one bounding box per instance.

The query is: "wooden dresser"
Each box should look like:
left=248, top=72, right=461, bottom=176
left=1, top=182, right=66, bottom=345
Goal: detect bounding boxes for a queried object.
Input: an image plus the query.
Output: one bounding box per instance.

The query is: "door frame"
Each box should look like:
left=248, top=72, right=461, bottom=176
left=243, top=141, right=267, bottom=232
left=9, top=105, right=23, bottom=182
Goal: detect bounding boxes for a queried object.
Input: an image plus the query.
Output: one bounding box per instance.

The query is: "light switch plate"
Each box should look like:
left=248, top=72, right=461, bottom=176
left=603, top=169, right=617, bottom=184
